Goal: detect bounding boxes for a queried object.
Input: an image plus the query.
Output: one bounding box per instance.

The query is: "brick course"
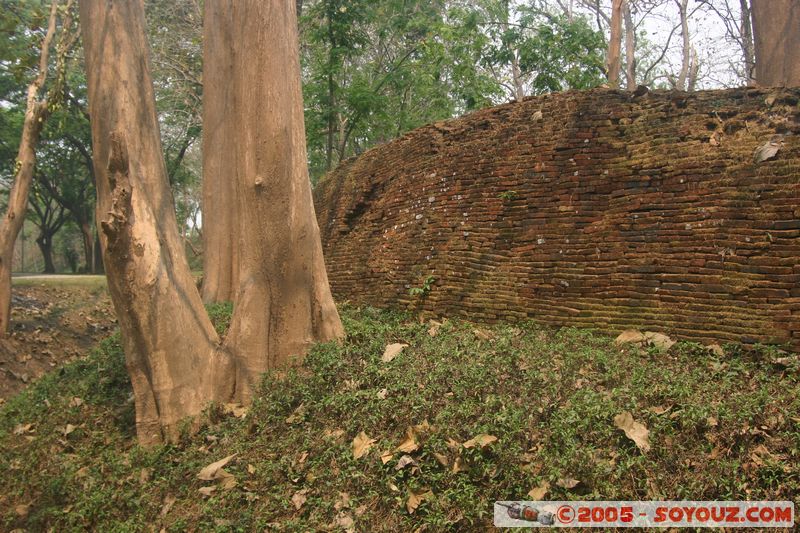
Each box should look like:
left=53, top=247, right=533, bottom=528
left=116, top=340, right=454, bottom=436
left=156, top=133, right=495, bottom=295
left=313, top=88, right=800, bottom=350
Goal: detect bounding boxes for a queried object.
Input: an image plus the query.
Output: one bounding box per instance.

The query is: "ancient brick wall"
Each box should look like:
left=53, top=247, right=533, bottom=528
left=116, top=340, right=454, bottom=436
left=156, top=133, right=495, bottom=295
left=313, top=88, right=800, bottom=350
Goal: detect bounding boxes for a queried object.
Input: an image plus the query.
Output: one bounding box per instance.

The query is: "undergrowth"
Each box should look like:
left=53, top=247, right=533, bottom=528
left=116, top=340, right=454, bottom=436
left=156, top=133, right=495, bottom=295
left=0, top=305, right=798, bottom=531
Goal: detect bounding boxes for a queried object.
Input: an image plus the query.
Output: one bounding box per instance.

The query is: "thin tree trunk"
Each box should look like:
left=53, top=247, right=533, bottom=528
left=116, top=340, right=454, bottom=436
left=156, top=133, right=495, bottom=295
left=740, top=0, right=755, bottom=84
left=623, top=0, right=636, bottom=91
left=325, top=1, right=336, bottom=172
left=675, top=0, right=691, bottom=91
left=751, top=0, right=800, bottom=86
left=607, top=0, right=623, bottom=88
left=201, top=0, right=238, bottom=303
left=79, top=220, right=93, bottom=272
left=0, top=0, right=61, bottom=334
left=80, top=0, right=234, bottom=445
left=222, top=0, right=344, bottom=402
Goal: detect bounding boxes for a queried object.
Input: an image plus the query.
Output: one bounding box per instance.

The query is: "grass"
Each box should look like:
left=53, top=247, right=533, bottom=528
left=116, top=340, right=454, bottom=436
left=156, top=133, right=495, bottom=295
left=11, top=274, right=108, bottom=290
left=0, top=305, right=798, bottom=531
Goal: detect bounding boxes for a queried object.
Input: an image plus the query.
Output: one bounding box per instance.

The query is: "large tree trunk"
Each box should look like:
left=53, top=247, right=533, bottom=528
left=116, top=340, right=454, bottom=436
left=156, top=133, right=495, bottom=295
left=221, top=0, right=344, bottom=402
left=751, top=0, right=800, bottom=86
left=81, top=0, right=343, bottom=443
left=201, top=0, right=239, bottom=303
left=80, top=0, right=234, bottom=445
left=0, top=1, right=60, bottom=334
left=607, top=0, right=623, bottom=88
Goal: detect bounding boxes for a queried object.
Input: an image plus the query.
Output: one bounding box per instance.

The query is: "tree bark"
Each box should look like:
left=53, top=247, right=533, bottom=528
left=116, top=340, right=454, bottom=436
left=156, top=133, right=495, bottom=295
left=0, top=0, right=62, bottom=334
left=607, top=0, right=623, bottom=88
left=221, top=0, right=344, bottom=402
left=751, top=0, right=800, bottom=86
left=80, top=0, right=234, bottom=445
left=201, top=0, right=239, bottom=303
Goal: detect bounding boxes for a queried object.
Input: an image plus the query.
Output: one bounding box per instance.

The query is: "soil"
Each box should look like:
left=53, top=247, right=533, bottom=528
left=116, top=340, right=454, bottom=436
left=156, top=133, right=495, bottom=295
left=0, top=283, right=115, bottom=402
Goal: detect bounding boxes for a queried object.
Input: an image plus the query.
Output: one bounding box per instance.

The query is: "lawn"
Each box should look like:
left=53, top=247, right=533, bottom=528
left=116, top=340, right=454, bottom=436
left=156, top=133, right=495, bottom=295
left=1, top=304, right=798, bottom=531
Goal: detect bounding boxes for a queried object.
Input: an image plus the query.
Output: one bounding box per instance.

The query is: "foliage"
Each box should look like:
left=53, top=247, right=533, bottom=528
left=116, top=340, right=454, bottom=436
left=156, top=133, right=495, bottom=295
left=1, top=305, right=798, bottom=530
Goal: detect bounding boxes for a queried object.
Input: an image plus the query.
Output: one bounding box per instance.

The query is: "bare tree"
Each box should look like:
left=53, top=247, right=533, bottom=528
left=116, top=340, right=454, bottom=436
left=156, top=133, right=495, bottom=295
left=80, top=0, right=343, bottom=445
left=0, top=0, right=78, bottom=333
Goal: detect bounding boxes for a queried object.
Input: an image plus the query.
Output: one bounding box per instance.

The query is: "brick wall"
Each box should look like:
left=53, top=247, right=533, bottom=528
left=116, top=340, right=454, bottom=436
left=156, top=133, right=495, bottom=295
left=313, top=88, right=800, bottom=350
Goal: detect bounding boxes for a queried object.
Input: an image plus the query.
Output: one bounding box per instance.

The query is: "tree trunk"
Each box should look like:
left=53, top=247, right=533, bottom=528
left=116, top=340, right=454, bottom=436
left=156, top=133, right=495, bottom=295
left=607, top=0, right=623, bottom=88
left=623, top=0, right=636, bottom=91
left=80, top=0, right=234, bottom=445
left=675, top=0, right=691, bottom=91
left=0, top=1, right=60, bottom=334
left=740, top=0, right=756, bottom=84
left=36, top=234, right=56, bottom=274
left=201, top=0, right=239, bottom=303
left=79, top=220, right=93, bottom=272
left=221, top=0, right=344, bottom=403
left=93, top=232, right=103, bottom=274
left=751, top=0, right=800, bottom=86
left=81, top=0, right=343, bottom=443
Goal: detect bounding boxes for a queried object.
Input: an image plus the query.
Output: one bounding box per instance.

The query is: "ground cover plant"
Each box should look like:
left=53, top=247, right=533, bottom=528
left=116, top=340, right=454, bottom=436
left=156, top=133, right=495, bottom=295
left=1, top=303, right=798, bottom=531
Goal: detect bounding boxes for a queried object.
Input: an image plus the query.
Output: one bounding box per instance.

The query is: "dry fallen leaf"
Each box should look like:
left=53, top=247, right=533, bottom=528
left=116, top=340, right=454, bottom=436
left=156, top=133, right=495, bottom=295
left=197, top=454, right=237, bottom=481
left=292, top=489, right=308, bottom=510
left=428, top=320, right=442, bottom=337
left=556, top=477, right=581, bottom=490
left=706, top=344, right=724, bottom=357
left=649, top=405, right=672, bottom=415
left=352, top=431, right=376, bottom=459
left=63, top=424, right=77, bottom=436
left=376, top=388, right=388, bottom=400
left=462, top=434, right=498, bottom=449
left=451, top=456, right=468, bottom=474
left=614, top=411, right=651, bottom=453
left=395, top=454, right=417, bottom=471
left=160, top=494, right=177, bottom=516
left=528, top=481, right=550, bottom=500
left=285, top=403, right=306, bottom=424
left=433, top=452, right=449, bottom=467
left=13, top=423, right=34, bottom=435
left=643, top=332, right=675, bottom=352
left=223, top=403, right=249, bottom=418
left=406, top=489, right=434, bottom=514
left=380, top=450, right=394, bottom=464
left=395, top=427, right=420, bottom=453
left=247, top=464, right=256, bottom=475
left=382, top=343, right=408, bottom=363
left=614, top=329, right=645, bottom=346
left=198, top=486, right=216, bottom=497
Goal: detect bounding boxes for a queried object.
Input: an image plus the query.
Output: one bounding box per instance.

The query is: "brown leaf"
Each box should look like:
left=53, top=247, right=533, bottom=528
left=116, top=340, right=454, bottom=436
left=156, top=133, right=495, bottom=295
left=69, top=397, right=84, bottom=408
left=63, top=424, right=77, bottom=436
left=197, top=454, right=237, bottom=481
left=643, top=332, right=675, bottom=352
left=433, top=452, right=449, bottom=467
left=706, top=344, right=725, bottom=357
left=649, top=405, right=672, bottom=415
left=223, top=403, right=249, bottom=418
left=451, top=456, right=468, bottom=474
left=160, top=494, right=177, bottom=517
left=614, top=329, right=645, bottom=346
left=198, top=486, right=216, bottom=497
left=428, top=321, right=442, bottom=337
left=462, top=434, right=498, bottom=449
left=406, top=489, right=434, bottom=514
left=382, top=343, right=408, bottom=363
left=352, top=431, right=376, bottom=459
left=285, top=403, right=306, bottom=424
left=754, top=135, right=783, bottom=163
left=527, top=481, right=550, bottom=500
left=376, top=388, right=388, bottom=400
left=13, top=423, right=34, bottom=435
left=380, top=450, right=394, bottom=464
left=291, top=489, right=308, bottom=510
left=614, top=411, right=651, bottom=453
left=395, top=427, right=420, bottom=453
left=556, top=477, right=580, bottom=489
left=395, top=454, right=417, bottom=471
left=706, top=416, right=719, bottom=428
left=219, top=476, right=237, bottom=490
